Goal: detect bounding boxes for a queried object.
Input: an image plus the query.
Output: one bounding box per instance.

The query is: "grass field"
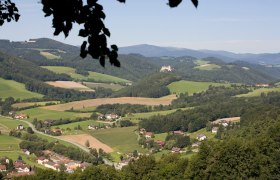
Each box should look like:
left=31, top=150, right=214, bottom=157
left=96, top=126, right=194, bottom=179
left=0, top=135, right=21, bottom=151
left=0, top=151, right=46, bottom=169
left=0, top=116, right=28, bottom=131
left=42, top=66, right=130, bottom=83
left=236, top=87, right=280, bottom=97
left=42, top=95, right=177, bottom=112
left=83, top=82, right=124, bottom=91
left=194, top=60, right=221, bottom=71
left=168, top=80, right=230, bottom=95
left=51, top=120, right=106, bottom=135
left=21, top=108, right=91, bottom=120
left=90, top=126, right=146, bottom=153
left=12, top=101, right=60, bottom=109
left=154, top=133, right=168, bottom=141
left=40, top=51, right=61, bottom=59
left=0, top=78, right=43, bottom=99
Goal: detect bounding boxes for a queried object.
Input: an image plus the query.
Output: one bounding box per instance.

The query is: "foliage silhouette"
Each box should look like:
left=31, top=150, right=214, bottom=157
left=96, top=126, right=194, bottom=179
left=0, top=0, right=198, bottom=67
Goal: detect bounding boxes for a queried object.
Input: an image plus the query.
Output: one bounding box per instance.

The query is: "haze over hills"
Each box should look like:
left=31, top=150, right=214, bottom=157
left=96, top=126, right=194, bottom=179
left=120, top=44, right=280, bottom=65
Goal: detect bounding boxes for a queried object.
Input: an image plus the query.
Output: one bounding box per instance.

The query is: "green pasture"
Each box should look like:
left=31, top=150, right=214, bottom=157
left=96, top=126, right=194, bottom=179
left=187, top=128, right=215, bottom=141
left=20, top=108, right=91, bottom=120
left=0, top=78, right=43, bottom=99
left=40, top=51, right=61, bottom=60
left=236, top=87, right=280, bottom=97
left=12, top=101, right=60, bottom=109
left=0, top=116, right=28, bottom=130
left=42, top=66, right=130, bottom=83
left=0, top=135, right=21, bottom=151
left=194, top=60, right=221, bottom=70
left=168, top=80, right=230, bottom=95
left=90, top=126, right=146, bottom=153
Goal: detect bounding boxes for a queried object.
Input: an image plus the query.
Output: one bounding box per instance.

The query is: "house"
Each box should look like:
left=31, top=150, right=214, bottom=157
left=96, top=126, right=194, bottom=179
left=139, top=128, right=146, bottom=135
left=88, top=124, right=97, bottom=130
left=65, top=161, right=81, bottom=172
left=23, top=149, right=30, bottom=155
left=160, top=65, right=173, bottom=72
left=14, top=162, right=31, bottom=173
left=171, top=147, right=181, bottom=153
left=255, top=84, right=270, bottom=87
left=80, top=162, right=91, bottom=171
left=9, top=111, right=16, bottom=116
left=98, top=114, right=105, bottom=120
left=173, top=130, right=184, bottom=135
left=105, top=113, right=119, bottom=121
left=14, top=114, right=28, bottom=119
left=37, top=157, right=49, bottom=165
left=191, top=142, right=201, bottom=148
left=197, top=134, right=207, bottom=141
left=155, top=140, right=165, bottom=147
left=0, top=165, right=6, bottom=172
left=52, top=128, right=62, bottom=134
left=43, top=162, right=59, bottom=171
left=17, top=124, right=24, bottom=130
left=212, top=127, right=219, bottom=134
left=222, top=122, right=228, bottom=127
left=144, top=132, right=154, bottom=139
left=115, top=160, right=130, bottom=170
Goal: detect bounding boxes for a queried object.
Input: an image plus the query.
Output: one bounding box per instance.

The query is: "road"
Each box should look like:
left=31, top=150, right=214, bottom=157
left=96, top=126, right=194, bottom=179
left=20, top=119, right=114, bottom=166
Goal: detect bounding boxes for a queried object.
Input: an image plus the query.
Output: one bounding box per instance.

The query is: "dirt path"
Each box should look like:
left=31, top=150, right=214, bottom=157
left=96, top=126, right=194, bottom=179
left=59, top=134, right=113, bottom=153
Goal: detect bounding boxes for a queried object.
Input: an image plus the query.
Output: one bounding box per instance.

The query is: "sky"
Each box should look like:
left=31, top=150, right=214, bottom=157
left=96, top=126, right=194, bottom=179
left=0, top=0, right=279, bottom=53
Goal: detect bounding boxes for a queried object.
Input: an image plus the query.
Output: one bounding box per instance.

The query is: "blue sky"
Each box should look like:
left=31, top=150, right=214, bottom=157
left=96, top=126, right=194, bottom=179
left=0, top=0, right=279, bottom=53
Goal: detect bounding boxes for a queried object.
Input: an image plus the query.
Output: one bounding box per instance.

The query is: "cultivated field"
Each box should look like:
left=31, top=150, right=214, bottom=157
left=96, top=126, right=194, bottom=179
left=168, top=80, right=230, bottom=95
left=59, top=134, right=113, bottom=153
left=0, top=116, right=28, bottom=130
left=83, top=82, right=124, bottom=91
left=90, top=126, right=145, bottom=153
left=42, top=66, right=130, bottom=83
left=46, top=81, right=94, bottom=91
left=0, top=78, right=43, bottom=99
left=21, top=108, right=91, bottom=120
left=236, top=87, right=280, bottom=97
left=43, top=95, right=177, bottom=111
left=12, top=101, right=60, bottom=109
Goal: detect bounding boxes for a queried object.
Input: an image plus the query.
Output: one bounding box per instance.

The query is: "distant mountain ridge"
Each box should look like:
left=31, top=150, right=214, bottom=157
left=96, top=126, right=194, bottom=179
left=120, top=44, right=280, bottom=65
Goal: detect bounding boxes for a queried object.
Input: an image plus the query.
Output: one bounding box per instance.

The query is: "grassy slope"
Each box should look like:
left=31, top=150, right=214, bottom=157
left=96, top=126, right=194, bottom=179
left=236, top=87, right=280, bottom=97
left=168, top=80, right=230, bottom=95
left=187, top=128, right=216, bottom=141
left=21, top=108, right=91, bottom=121
left=0, top=78, right=43, bottom=99
left=12, top=101, right=60, bottom=109
left=0, top=117, right=28, bottom=130
left=42, top=66, right=130, bottom=83
left=194, top=60, right=221, bottom=70
left=90, top=126, right=146, bottom=153
left=40, top=51, right=60, bottom=60
left=0, top=135, right=21, bottom=151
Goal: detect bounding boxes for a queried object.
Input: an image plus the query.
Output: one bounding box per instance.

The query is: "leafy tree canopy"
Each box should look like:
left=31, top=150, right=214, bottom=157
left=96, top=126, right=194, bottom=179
left=0, top=0, right=198, bottom=67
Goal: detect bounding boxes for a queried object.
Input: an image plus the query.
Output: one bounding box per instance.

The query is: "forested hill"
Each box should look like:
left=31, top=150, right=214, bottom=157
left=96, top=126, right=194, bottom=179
left=0, top=38, right=280, bottom=84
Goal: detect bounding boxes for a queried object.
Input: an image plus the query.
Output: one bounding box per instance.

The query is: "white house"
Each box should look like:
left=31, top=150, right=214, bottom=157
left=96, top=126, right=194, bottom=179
left=88, top=124, right=97, bottom=130
left=37, top=157, right=49, bottom=165
left=160, top=65, right=174, bottom=72
left=197, top=134, right=207, bottom=141
left=23, top=149, right=30, bottom=155
left=17, top=124, right=24, bottom=130
left=212, top=127, right=219, bottom=134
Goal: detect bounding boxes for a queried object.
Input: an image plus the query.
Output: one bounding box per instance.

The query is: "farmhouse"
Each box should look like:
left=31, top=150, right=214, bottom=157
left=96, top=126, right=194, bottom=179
left=0, top=165, right=7, bottom=172
left=9, top=111, right=16, bottom=116
left=88, top=124, right=97, bottom=130
left=17, top=124, right=24, bottom=130
left=212, top=127, right=219, bottom=134
left=144, top=132, right=154, bottom=139
left=65, top=161, right=81, bottom=172
left=160, top=65, right=174, bottom=72
left=171, top=147, right=181, bottom=153
left=14, top=161, right=31, bottom=173
left=155, top=140, right=165, bottom=147
left=14, top=114, right=28, bottom=119
left=105, top=113, right=119, bottom=121
left=255, top=84, right=270, bottom=87
left=43, top=162, right=59, bottom=171
left=197, top=134, right=207, bottom=141
left=139, top=128, right=146, bottom=135
left=37, top=157, right=49, bottom=165
left=23, top=149, right=30, bottom=155
left=52, top=128, right=62, bottom=134
left=115, top=160, right=130, bottom=170
left=173, top=130, right=184, bottom=135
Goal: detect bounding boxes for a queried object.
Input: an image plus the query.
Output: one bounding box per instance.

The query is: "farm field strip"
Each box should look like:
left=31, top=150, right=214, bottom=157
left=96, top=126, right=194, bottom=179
left=83, top=82, right=124, bottom=91
left=46, top=81, right=94, bottom=91
left=236, top=87, right=280, bottom=97
left=12, top=101, right=60, bottom=109
left=42, top=95, right=177, bottom=112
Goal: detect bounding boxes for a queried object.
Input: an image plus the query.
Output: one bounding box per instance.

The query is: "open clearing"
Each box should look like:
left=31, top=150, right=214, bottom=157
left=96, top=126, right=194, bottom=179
left=83, top=82, right=124, bottom=91
left=42, top=66, right=130, bottom=83
left=194, top=60, right=221, bottom=71
left=46, top=81, right=94, bottom=91
left=43, top=95, right=177, bottom=111
left=0, top=78, right=43, bottom=99
left=21, top=108, right=91, bottom=120
left=59, top=134, right=113, bottom=153
left=211, top=117, right=240, bottom=124
left=236, top=87, right=280, bottom=97
left=40, top=51, right=61, bottom=59
left=168, top=80, right=230, bottom=95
